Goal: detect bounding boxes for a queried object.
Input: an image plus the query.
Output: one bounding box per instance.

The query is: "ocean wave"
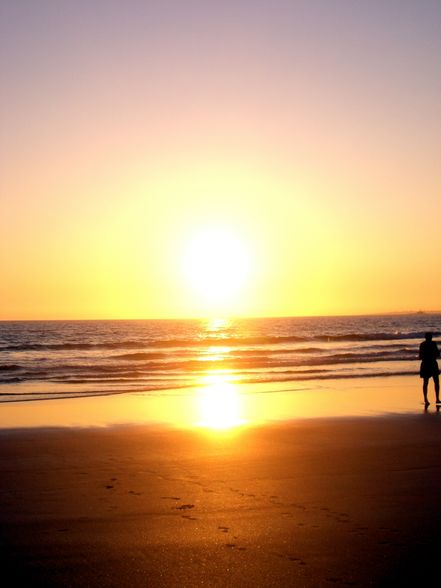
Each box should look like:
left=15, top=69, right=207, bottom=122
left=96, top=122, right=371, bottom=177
left=0, top=341, right=145, bottom=352
left=0, top=336, right=305, bottom=352
left=113, top=352, right=169, bottom=360
left=0, top=377, right=23, bottom=384
left=0, top=364, right=22, bottom=371
left=0, top=349, right=417, bottom=386
left=0, top=330, right=433, bottom=353
left=239, top=369, right=416, bottom=384
left=313, top=331, right=438, bottom=342
left=115, top=346, right=325, bottom=361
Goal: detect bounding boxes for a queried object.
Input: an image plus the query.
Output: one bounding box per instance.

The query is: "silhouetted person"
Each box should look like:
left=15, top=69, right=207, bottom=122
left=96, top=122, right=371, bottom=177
left=419, top=332, right=440, bottom=405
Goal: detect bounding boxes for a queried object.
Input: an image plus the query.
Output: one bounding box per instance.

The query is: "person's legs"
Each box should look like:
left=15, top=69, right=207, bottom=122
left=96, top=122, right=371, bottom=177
left=423, top=377, right=429, bottom=404
left=434, top=374, right=440, bottom=403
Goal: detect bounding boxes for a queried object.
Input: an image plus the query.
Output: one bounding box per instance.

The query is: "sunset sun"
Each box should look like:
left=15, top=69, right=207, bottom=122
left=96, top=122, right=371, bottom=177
left=182, top=227, right=251, bottom=310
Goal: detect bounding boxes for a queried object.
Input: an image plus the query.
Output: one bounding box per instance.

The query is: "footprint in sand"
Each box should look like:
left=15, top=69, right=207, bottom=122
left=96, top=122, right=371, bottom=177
left=290, top=503, right=306, bottom=511
left=350, top=526, right=368, bottom=536
left=276, top=553, right=306, bottom=565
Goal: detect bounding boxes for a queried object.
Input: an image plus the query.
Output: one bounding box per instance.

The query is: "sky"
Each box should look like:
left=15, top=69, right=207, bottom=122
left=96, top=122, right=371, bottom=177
left=1, top=0, right=441, bottom=320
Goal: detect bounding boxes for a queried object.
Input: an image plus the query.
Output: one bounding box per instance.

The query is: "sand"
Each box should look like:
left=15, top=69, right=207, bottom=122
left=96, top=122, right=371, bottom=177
left=1, top=413, right=441, bottom=587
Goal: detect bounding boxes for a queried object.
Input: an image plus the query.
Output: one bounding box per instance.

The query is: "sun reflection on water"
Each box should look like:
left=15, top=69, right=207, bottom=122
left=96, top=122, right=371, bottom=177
left=198, top=346, right=232, bottom=362
left=205, top=318, right=231, bottom=333
left=194, top=320, right=246, bottom=430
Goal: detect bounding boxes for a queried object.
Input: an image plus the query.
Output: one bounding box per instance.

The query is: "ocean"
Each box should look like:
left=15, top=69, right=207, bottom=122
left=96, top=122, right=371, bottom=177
left=0, top=314, right=440, bottom=403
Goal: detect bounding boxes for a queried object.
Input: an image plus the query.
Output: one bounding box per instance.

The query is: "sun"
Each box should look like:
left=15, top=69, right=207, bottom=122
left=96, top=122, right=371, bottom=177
left=182, top=227, right=251, bottom=310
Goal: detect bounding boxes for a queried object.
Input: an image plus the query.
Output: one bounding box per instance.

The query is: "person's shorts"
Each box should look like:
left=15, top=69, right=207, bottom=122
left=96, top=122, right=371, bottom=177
left=420, top=361, right=440, bottom=379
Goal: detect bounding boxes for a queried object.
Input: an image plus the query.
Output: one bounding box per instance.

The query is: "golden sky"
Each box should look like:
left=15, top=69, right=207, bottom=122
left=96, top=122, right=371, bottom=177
left=1, top=1, right=441, bottom=319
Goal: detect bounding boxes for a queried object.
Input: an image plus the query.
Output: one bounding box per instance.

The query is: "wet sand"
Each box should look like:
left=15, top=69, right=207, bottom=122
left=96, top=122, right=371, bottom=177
left=1, top=413, right=441, bottom=587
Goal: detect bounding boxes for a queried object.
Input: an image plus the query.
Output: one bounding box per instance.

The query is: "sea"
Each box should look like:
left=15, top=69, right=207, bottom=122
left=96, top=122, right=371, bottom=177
left=0, top=314, right=440, bottom=403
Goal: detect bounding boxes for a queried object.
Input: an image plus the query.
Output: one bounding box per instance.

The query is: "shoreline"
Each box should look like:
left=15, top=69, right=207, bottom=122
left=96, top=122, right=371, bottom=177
left=0, top=374, right=433, bottom=431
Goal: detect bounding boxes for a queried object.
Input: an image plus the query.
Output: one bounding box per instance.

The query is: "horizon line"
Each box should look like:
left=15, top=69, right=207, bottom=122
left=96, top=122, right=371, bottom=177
left=0, top=310, right=440, bottom=323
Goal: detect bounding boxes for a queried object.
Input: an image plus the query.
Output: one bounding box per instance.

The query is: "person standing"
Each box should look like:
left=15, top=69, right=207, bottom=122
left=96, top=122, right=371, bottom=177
left=419, top=332, right=440, bottom=405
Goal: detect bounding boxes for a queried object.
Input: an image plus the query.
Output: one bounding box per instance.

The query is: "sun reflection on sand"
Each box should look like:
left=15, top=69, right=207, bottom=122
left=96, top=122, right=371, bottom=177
left=196, top=374, right=246, bottom=430
left=0, top=376, right=425, bottom=430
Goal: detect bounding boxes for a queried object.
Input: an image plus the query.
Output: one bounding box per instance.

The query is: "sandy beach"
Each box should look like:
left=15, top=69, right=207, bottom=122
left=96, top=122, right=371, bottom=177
left=1, top=405, right=441, bottom=587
